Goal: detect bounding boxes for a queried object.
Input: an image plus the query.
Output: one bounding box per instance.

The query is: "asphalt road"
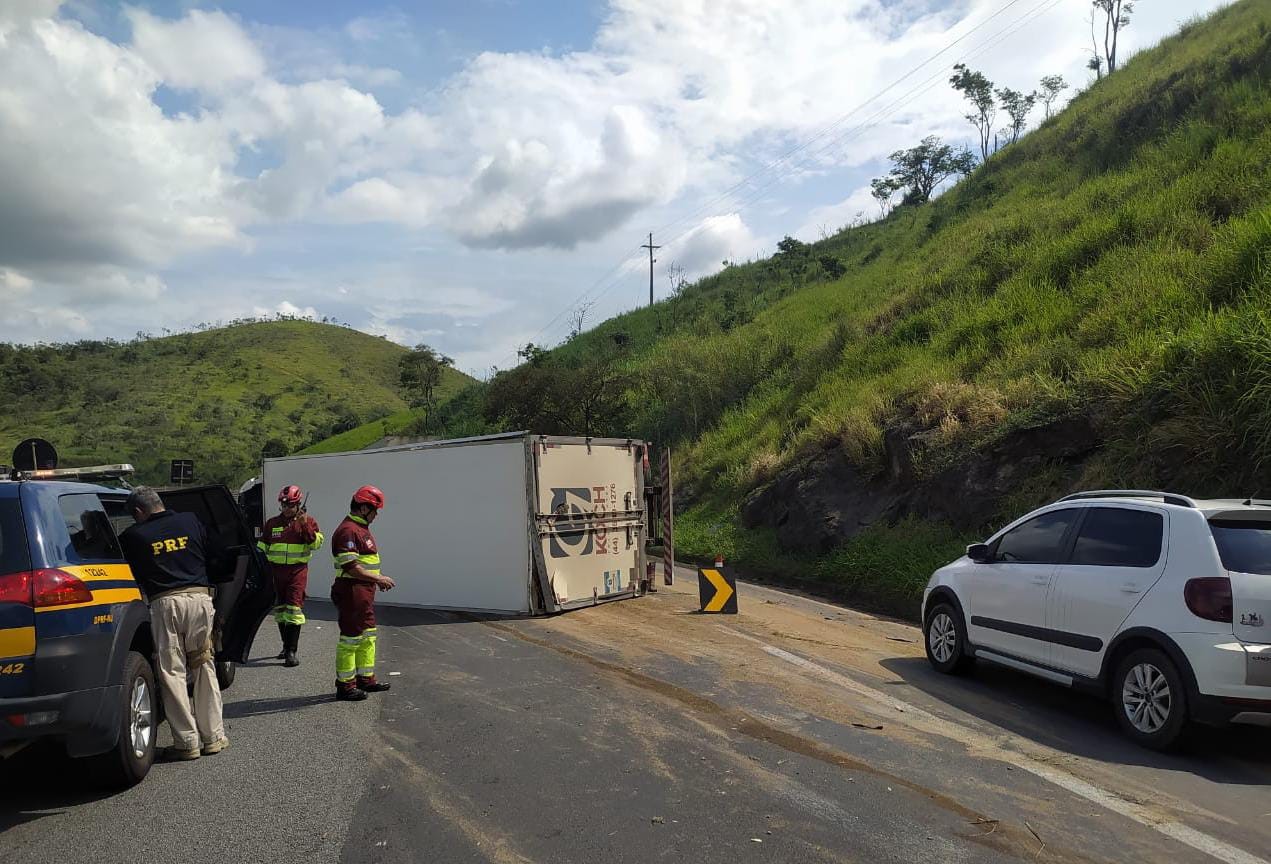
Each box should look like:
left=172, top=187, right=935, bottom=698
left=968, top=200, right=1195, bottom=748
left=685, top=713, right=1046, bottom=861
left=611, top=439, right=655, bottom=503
left=2, top=572, right=1268, bottom=864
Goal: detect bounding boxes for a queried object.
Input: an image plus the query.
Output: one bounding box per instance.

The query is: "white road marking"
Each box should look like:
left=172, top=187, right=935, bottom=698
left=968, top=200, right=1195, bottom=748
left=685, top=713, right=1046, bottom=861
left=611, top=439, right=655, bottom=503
left=722, top=628, right=1269, bottom=864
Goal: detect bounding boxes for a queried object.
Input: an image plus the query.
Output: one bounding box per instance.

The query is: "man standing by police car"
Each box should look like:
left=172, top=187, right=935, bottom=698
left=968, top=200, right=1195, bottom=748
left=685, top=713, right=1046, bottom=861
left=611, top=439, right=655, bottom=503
left=120, top=487, right=228, bottom=761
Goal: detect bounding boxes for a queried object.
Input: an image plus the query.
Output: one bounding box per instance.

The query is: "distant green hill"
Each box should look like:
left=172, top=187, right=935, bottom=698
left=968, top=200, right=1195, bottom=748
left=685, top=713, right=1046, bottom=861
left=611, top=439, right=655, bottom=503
left=473, top=1, right=1271, bottom=615
left=0, top=320, right=472, bottom=487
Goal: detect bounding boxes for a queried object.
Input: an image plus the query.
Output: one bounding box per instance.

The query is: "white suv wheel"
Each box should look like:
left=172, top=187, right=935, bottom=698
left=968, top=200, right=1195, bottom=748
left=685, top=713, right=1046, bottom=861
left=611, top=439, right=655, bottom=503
left=929, top=612, right=957, bottom=664
left=1122, top=662, right=1172, bottom=734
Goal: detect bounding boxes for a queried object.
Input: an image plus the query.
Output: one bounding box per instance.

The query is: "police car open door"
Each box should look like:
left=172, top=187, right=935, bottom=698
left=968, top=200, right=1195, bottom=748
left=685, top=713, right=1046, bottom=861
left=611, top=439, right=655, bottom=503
left=158, top=485, right=272, bottom=688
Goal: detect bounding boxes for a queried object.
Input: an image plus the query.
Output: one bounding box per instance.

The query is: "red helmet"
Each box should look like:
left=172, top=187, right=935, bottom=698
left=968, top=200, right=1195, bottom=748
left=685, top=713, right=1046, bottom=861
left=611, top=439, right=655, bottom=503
left=278, top=485, right=303, bottom=506
left=352, top=485, right=385, bottom=510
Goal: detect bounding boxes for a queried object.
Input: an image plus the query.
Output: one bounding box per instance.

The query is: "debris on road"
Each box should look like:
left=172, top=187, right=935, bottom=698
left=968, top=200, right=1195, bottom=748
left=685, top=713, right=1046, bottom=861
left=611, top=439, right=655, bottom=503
left=1025, top=821, right=1045, bottom=857
left=750, top=838, right=763, bottom=843
left=851, top=723, right=884, bottom=730
left=886, top=636, right=916, bottom=644
left=970, top=818, right=999, bottom=836
left=651, top=816, right=665, bottom=825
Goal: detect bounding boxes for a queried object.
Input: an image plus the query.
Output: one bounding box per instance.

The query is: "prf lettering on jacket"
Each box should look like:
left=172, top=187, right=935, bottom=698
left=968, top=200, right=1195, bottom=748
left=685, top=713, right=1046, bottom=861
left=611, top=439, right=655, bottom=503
left=151, top=536, right=190, bottom=555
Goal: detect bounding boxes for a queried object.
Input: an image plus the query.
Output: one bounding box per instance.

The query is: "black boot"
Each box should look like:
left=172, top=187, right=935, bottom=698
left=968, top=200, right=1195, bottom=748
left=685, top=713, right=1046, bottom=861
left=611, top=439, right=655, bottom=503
left=284, top=624, right=300, bottom=668
left=356, top=674, right=390, bottom=693
left=336, top=680, right=368, bottom=701
left=275, top=621, right=287, bottom=659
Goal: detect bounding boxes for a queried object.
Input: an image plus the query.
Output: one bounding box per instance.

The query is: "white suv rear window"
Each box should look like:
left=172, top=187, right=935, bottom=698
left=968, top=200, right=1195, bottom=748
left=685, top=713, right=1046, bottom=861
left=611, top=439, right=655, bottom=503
left=1209, top=519, right=1271, bottom=575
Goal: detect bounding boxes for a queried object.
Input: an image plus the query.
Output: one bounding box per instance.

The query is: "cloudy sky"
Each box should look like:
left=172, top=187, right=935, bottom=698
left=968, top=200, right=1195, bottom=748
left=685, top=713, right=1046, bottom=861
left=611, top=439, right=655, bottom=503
left=0, top=0, right=1223, bottom=373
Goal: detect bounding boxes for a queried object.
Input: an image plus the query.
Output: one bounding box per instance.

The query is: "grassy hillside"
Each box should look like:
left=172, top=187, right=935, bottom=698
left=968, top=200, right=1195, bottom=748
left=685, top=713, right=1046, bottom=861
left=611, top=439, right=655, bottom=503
left=297, top=378, right=481, bottom=455
left=479, top=1, right=1271, bottom=614
left=0, top=320, right=471, bottom=486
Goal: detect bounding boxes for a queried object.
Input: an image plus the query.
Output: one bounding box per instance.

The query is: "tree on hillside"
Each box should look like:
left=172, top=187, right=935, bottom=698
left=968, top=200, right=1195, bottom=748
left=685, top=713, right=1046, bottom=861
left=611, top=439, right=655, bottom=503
left=884, top=137, right=977, bottom=205
left=398, top=343, right=454, bottom=427
left=1038, top=75, right=1068, bottom=119
left=568, top=300, right=595, bottom=340
left=950, top=64, right=996, bottom=161
left=871, top=176, right=901, bottom=217
left=1093, top=0, right=1135, bottom=74
left=995, top=87, right=1037, bottom=144
left=665, top=261, right=688, bottom=298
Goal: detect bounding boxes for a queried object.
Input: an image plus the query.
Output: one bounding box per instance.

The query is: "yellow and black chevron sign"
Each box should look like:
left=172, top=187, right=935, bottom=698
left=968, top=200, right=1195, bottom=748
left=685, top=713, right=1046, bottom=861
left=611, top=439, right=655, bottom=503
left=697, top=566, right=737, bottom=614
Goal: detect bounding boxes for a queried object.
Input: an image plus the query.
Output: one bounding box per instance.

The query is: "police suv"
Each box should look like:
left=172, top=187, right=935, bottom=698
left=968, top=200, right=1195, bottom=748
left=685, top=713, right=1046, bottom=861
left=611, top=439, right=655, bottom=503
left=0, top=465, right=272, bottom=786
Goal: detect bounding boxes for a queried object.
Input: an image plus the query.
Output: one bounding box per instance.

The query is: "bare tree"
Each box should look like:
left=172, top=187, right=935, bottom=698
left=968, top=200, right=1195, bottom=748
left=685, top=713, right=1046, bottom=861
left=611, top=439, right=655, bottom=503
left=1038, top=75, right=1068, bottom=119
left=995, top=87, right=1037, bottom=144
left=568, top=300, right=596, bottom=340
left=1093, top=0, right=1135, bottom=74
left=950, top=64, right=996, bottom=161
left=664, top=261, right=688, bottom=298
left=1086, top=12, right=1105, bottom=81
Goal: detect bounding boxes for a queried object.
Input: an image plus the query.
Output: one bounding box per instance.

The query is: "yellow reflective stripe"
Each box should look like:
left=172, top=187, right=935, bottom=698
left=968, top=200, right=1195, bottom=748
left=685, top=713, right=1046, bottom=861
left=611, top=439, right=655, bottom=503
left=60, top=563, right=135, bottom=583
left=263, top=542, right=312, bottom=553
left=35, top=587, right=143, bottom=613
left=334, top=552, right=360, bottom=565
left=0, top=627, right=36, bottom=659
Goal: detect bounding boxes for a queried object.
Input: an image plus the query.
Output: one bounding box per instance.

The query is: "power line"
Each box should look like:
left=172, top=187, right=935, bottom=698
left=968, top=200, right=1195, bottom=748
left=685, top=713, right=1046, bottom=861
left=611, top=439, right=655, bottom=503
left=557, top=0, right=1068, bottom=331
left=506, top=0, right=1067, bottom=363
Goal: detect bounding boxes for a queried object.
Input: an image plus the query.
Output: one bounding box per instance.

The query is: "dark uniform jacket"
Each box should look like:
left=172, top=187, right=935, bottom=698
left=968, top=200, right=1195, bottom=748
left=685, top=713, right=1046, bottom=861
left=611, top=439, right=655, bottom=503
left=120, top=510, right=210, bottom=600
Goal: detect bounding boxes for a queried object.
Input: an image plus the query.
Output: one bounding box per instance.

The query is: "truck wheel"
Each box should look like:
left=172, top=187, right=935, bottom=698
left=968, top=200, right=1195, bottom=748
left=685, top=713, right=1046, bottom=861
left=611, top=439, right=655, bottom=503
left=1114, top=648, right=1189, bottom=751
left=216, top=660, right=236, bottom=691
left=924, top=602, right=975, bottom=674
left=87, top=651, right=155, bottom=788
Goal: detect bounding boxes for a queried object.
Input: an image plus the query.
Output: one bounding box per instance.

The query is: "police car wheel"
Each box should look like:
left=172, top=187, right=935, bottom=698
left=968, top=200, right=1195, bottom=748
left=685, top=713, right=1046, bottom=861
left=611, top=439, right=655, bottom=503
left=89, top=651, right=156, bottom=788
left=216, top=660, right=236, bottom=691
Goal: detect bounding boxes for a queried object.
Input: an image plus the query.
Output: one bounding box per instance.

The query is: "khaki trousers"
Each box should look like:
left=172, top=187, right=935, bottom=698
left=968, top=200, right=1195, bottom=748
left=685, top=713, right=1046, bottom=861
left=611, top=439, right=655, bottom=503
left=152, top=591, right=224, bottom=751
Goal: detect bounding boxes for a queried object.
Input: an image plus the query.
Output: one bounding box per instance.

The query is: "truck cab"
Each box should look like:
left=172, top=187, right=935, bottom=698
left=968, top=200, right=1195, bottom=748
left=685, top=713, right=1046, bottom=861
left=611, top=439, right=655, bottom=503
left=0, top=472, right=270, bottom=786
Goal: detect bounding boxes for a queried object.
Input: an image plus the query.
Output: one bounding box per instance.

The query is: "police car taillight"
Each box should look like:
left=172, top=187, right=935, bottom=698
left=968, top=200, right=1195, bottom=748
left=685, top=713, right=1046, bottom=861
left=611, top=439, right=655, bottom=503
left=0, top=571, right=33, bottom=605
left=0, top=569, right=92, bottom=607
left=32, top=569, right=93, bottom=607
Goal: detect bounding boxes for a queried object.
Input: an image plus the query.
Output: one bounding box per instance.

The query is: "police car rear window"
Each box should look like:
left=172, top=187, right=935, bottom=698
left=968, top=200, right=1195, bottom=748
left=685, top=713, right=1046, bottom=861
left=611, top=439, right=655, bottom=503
left=57, top=493, right=124, bottom=564
left=0, top=498, right=31, bottom=576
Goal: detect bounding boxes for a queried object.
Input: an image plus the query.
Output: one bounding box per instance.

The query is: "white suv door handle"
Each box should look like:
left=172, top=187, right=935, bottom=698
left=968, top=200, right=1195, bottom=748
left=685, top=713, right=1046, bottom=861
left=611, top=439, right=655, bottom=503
left=1030, top=577, right=1050, bottom=585
left=1122, top=582, right=1143, bottom=594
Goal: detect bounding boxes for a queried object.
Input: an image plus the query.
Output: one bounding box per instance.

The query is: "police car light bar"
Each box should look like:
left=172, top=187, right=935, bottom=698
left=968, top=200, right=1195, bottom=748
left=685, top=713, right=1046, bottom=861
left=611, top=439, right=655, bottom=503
left=15, top=464, right=135, bottom=482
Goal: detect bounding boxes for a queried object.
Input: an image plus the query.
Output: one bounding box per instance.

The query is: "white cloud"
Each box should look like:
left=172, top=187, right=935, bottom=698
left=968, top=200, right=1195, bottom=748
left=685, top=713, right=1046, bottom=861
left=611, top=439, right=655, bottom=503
left=797, top=184, right=881, bottom=241
left=253, top=300, right=318, bottom=319
left=665, top=214, right=764, bottom=280
left=126, top=8, right=265, bottom=93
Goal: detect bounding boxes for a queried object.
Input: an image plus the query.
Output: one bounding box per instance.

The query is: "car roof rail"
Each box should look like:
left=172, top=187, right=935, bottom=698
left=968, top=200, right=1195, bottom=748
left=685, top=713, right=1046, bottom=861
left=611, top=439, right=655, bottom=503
left=1057, top=489, right=1198, bottom=508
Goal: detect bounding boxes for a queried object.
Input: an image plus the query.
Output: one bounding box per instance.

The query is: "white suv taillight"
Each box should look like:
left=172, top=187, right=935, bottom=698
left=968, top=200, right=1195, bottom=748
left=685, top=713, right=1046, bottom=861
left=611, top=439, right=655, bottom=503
left=1184, top=577, right=1234, bottom=623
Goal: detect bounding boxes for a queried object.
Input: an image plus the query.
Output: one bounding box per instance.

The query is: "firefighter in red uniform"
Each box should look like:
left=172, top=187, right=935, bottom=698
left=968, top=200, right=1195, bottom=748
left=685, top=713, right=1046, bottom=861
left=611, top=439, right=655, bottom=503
left=258, top=485, right=324, bottom=667
left=330, top=485, right=396, bottom=701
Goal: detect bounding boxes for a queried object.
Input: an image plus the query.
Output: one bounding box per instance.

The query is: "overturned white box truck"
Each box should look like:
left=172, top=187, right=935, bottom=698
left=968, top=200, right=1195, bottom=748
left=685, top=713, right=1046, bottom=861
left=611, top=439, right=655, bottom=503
left=260, top=433, right=658, bottom=615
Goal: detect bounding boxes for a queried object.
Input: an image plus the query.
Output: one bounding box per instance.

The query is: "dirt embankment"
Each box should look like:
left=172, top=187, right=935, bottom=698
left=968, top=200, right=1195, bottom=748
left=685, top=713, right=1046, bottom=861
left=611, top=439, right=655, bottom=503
left=740, top=411, right=1102, bottom=556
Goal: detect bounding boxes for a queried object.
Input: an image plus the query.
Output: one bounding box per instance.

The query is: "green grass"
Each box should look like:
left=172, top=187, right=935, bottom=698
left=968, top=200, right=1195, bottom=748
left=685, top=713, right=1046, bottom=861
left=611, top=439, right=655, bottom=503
left=481, top=1, right=1271, bottom=612
left=0, top=320, right=472, bottom=486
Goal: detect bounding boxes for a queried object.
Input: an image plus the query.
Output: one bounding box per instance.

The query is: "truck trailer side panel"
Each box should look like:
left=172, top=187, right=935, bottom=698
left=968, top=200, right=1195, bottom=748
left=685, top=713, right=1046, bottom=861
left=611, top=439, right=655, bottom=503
left=263, top=436, right=534, bottom=614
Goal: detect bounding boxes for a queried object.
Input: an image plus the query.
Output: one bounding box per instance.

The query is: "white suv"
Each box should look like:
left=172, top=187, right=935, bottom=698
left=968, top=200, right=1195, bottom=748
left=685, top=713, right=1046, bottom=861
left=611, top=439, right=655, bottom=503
left=921, top=490, right=1271, bottom=750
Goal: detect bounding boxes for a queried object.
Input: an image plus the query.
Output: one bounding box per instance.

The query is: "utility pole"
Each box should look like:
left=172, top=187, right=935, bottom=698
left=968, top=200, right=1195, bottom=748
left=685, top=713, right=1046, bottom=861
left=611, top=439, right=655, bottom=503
left=640, top=232, right=661, bottom=307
